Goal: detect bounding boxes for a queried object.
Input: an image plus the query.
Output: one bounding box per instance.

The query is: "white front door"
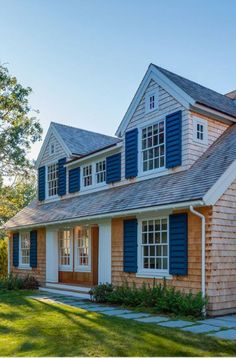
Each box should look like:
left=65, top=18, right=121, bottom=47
left=98, top=220, right=112, bottom=284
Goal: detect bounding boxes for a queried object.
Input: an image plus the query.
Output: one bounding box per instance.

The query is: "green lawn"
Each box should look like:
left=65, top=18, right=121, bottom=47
left=0, top=291, right=236, bottom=357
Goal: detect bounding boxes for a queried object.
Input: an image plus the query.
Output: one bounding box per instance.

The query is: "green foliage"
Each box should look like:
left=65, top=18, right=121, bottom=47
left=0, top=273, right=39, bottom=290
left=90, top=280, right=207, bottom=318
left=89, top=283, right=113, bottom=302
left=0, top=238, right=7, bottom=277
left=0, top=64, right=42, bottom=181
left=0, top=173, right=36, bottom=229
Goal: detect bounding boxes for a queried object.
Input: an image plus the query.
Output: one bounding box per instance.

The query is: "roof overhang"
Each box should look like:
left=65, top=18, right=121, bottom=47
left=65, top=141, right=123, bottom=168
left=5, top=199, right=204, bottom=231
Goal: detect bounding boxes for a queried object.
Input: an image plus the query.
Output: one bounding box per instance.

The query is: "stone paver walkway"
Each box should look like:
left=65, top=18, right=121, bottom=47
left=30, top=292, right=236, bottom=341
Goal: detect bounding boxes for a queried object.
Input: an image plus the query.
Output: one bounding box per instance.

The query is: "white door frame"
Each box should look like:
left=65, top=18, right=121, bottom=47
left=98, top=220, right=112, bottom=284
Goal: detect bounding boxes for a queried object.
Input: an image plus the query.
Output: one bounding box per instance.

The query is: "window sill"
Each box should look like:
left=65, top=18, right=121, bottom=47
left=18, top=265, right=32, bottom=270
left=136, top=272, right=172, bottom=280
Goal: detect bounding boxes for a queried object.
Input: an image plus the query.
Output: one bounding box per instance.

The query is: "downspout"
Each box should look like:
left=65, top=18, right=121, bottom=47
left=7, top=236, right=10, bottom=275
left=189, top=205, right=206, bottom=315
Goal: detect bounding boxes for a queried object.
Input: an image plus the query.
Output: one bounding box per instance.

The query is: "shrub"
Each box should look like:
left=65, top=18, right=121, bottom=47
left=0, top=273, right=39, bottom=290
left=90, top=283, right=114, bottom=303
left=90, top=280, right=207, bottom=318
left=0, top=238, right=8, bottom=278
left=22, top=275, right=39, bottom=289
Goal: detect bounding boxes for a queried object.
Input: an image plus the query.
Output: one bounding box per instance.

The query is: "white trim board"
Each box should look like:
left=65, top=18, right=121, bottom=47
left=115, top=64, right=194, bottom=137
left=203, top=159, right=236, bottom=205
left=35, top=123, right=72, bottom=169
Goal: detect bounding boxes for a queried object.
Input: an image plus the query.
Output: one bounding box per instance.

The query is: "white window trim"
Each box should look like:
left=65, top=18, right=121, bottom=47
left=137, top=216, right=169, bottom=278
left=19, top=232, right=31, bottom=269
left=145, top=89, right=159, bottom=114
left=193, top=117, right=208, bottom=145
left=138, top=117, right=166, bottom=177
left=74, top=227, right=91, bottom=272
left=81, top=158, right=106, bottom=192
left=45, top=161, right=59, bottom=200
left=58, top=229, right=73, bottom=272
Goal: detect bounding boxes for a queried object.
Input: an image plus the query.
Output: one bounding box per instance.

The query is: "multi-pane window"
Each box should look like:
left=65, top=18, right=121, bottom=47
left=47, top=163, right=58, bottom=197
left=193, top=117, right=208, bottom=145
left=197, top=123, right=204, bottom=140
left=96, top=160, right=106, bottom=184
left=20, top=232, right=30, bottom=266
left=145, top=90, right=158, bottom=113
left=142, top=121, right=165, bottom=172
left=141, top=218, right=168, bottom=271
left=149, top=95, right=155, bottom=110
left=59, top=229, right=72, bottom=267
left=83, top=165, right=92, bottom=187
left=76, top=227, right=90, bottom=268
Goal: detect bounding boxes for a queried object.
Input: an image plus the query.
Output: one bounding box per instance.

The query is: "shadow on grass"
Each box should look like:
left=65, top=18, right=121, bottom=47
left=1, top=291, right=236, bottom=357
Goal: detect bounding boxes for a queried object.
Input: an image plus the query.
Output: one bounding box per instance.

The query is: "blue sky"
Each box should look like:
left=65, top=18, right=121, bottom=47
left=1, top=0, right=236, bottom=158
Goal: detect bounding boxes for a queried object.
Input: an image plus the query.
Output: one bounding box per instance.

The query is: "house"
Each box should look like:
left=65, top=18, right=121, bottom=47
left=5, top=64, right=236, bottom=316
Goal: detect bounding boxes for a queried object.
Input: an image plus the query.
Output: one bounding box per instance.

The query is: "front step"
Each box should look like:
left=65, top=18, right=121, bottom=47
left=39, top=282, right=92, bottom=300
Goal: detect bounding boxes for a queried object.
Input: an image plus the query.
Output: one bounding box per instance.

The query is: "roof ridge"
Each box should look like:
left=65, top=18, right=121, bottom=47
left=51, top=121, right=118, bottom=139
left=152, top=64, right=235, bottom=104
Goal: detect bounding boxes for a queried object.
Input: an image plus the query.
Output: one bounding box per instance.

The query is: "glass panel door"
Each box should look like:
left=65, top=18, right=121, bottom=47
left=74, top=226, right=91, bottom=272
left=58, top=229, right=73, bottom=271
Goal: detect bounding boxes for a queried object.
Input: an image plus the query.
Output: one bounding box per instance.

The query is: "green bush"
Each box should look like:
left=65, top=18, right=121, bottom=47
left=90, top=280, right=207, bottom=318
left=0, top=238, right=8, bottom=278
left=0, top=273, right=39, bottom=290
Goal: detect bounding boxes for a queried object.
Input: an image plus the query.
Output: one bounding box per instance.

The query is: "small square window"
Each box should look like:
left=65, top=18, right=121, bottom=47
left=193, top=117, right=208, bottom=145
left=145, top=89, right=158, bottom=113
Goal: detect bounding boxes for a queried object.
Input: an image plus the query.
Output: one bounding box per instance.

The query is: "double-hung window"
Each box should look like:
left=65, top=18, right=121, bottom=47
left=83, top=165, right=93, bottom=187
left=19, top=232, right=30, bottom=267
left=96, top=160, right=106, bottom=184
left=47, top=163, right=58, bottom=197
left=75, top=226, right=91, bottom=271
left=142, top=121, right=165, bottom=172
left=140, top=218, right=168, bottom=273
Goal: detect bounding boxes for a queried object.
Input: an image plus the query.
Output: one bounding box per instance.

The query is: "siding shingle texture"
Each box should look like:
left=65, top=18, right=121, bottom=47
left=5, top=124, right=236, bottom=229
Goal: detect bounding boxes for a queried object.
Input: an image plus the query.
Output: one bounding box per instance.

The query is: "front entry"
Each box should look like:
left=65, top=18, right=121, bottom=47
left=58, top=225, right=98, bottom=286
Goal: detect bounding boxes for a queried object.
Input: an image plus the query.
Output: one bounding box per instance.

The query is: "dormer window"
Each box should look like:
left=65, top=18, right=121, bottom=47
left=50, top=143, right=55, bottom=155
left=193, top=117, right=208, bottom=145
left=141, top=120, right=165, bottom=172
left=145, top=89, right=158, bottom=113
left=83, top=165, right=93, bottom=187
left=47, top=163, right=58, bottom=197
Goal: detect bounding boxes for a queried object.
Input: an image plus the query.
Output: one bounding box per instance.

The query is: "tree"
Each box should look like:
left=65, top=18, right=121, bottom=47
left=0, top=64, right=42, bottom=181
left=0, top=173, right=37, bottom=232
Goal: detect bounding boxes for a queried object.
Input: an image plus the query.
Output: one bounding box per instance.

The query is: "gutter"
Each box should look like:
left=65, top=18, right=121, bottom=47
left=190, top=205, right=206, bottom=316
left=5, top=199, right=204, bottom=231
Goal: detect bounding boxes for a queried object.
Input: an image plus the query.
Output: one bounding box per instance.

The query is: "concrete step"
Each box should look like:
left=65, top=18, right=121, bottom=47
left=45, top=282, right=91, bottom=293
left=39, top=287, right=91, bottom=300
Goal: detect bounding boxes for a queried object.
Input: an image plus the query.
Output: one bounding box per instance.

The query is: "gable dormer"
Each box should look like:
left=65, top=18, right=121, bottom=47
left=118, top=64, right=236, bottom=181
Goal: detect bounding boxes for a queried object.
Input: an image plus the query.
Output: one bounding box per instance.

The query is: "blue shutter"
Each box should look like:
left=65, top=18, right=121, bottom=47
left=106, top=153, right=121, bottom=184
left=123, top=219, right=137, bottom=273
left=125, top=128, right=138, bottom=179
left=166, top=110, right=182, bottom=168
left=38, top=166, right=45, bottom=201
left=58, top=157, right=67, bottom=196
left=30, top=230, right=37, bottom=268
left=13, top=233, right=19, bottom=267
left=169, top=213, right=188, bottom=275
left=69, top=167, right=80, bottom=193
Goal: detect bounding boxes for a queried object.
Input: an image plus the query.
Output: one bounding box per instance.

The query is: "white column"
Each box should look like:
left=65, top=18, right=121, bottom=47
left=46, top=228, right=58, bottom=283
left=98, top=220, right=112, bottom=284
